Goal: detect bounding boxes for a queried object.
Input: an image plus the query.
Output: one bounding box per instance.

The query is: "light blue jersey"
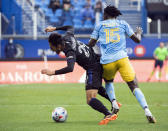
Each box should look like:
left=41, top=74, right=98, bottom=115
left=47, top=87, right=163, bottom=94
left=91, top=19, right=134, bottom=64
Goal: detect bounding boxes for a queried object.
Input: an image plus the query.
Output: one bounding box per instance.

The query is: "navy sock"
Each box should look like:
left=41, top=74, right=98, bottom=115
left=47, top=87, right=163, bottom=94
left=98, top=86, right=111, bottom=102
left=89, top=98, right=111, bottom=116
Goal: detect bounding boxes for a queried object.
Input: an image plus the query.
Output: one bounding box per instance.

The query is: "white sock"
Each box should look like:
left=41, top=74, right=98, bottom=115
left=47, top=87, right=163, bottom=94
left=145, top=108, right=152, bottom=116
left=112, top=100, right=119, bottom=109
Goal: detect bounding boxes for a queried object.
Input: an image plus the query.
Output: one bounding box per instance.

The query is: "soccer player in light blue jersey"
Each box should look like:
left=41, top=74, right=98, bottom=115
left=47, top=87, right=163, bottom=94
left=88, top=6, right=156, bottom=123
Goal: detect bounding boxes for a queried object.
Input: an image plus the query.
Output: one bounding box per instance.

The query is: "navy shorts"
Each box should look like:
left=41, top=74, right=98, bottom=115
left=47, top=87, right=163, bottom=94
left=85, top=64, right=103, bottom=90
left=154, top=59, right=164, bottom=68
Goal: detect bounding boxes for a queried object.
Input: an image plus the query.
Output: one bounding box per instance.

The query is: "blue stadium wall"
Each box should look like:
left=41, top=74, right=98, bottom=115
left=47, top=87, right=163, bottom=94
left=1, top=38, right=168, bottom=59
left=1, top=0, right=22, bottom=34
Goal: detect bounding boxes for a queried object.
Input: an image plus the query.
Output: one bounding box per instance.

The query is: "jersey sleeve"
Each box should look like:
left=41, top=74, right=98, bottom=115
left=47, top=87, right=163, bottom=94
left=66, top=50, right=76, bottom=63
left=90, top=23, right=101, bottom=40
left=123, top=21, right=134, bottom=37
left=55, top=51, right=76, bottom=75
left=66, top=26, right=74, bottom=36
left=56, top=26, right=74, bottom=36
left=154, top=48, right=159, bottom=55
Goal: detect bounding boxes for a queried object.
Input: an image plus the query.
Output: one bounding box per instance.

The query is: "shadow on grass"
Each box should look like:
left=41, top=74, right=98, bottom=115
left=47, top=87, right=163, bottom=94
left=33, top=119, right=159, bottom=127
left=46, top=119, right=146, bottom=126
left=47, top=120, right=98, bottom=125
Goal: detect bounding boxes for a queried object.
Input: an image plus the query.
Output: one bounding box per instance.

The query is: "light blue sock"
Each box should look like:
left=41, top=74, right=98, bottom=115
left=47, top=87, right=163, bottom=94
left=134, top=88, right=148, bottom=109
left=105, top=82, right=116, bottom=102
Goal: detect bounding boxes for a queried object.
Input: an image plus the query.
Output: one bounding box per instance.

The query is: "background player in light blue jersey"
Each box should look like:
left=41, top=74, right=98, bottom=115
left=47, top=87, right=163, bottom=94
left=88, top=6, right=156, bottom=123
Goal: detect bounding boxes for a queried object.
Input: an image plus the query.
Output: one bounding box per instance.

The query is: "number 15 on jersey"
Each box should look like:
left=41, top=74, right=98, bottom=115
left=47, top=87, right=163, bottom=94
left=104, top=28, right=120, bottom=44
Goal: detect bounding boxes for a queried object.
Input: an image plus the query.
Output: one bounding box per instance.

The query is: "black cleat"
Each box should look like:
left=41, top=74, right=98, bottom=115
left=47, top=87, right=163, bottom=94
left=111, top=107, right=119, bottom=115
left=146, top=116, right=156, bottom=123
left=111, top=102, right=121, bottom=114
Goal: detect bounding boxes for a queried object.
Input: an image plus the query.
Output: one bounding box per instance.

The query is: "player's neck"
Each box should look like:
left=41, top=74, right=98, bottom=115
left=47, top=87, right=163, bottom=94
left=107, top=17, right=116, bottom=20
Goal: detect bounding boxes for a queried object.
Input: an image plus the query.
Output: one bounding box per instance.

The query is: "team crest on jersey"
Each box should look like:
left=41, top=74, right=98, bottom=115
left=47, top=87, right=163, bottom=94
left=67, top=56, right=74, bottom=59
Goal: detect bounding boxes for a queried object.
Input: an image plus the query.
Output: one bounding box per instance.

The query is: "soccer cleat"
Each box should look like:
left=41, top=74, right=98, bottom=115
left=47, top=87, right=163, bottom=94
left=146, top=116, right=156, bottom=123
left=117, top=102, right=122, bottom=108
left=98, top=114, right=118, bottom=125
left=111, top=108, right=119, bottom=115
left=111, top=102, right=121, bottom=114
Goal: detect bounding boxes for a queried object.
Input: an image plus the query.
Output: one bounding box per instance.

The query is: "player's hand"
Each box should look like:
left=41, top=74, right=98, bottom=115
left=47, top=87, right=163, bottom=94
left=136, top=27, right=143, bottom=34
left=45, top=26, right=56, bottom=33
left=154, top=56, right=158, bottom=60
left=41, top=69, right=55, bottom=76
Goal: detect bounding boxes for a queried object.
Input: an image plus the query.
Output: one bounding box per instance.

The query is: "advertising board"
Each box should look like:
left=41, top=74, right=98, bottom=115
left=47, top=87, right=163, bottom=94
left=0, top=60, right=167, bottom=84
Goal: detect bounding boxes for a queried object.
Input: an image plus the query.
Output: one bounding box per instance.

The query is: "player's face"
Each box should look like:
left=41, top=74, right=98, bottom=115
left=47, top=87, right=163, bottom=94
left=160, top=42, right=164, bottom=48
left=55, top=44, right=63, bottom=54
left=49, top=43, right=63, bottom=54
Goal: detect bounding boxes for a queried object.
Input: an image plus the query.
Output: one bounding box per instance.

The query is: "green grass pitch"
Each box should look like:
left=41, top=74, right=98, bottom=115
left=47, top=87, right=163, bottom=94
left=0, top=82, right=168, bottom=131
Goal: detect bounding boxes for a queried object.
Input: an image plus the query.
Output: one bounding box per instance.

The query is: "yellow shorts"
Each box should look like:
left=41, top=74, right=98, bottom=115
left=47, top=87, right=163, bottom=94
left=103, top=57, right=135, bottom=82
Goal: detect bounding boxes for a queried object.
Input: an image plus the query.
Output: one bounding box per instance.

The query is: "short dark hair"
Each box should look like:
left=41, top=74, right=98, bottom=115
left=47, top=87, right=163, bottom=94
left=104, top=6, right=122, bottom=18
left=48, top=33, right=62, bottom=47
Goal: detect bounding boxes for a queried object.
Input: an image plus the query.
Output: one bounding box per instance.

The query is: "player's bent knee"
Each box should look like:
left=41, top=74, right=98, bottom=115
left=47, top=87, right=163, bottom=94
left=87, top=98, right=91, bottom=105
left=126, top=77, right=139, bottom=93
left=122, top=72, right=135, bottom=82
left=104, top=78, right=114, bottom=83
left=87, top=95, right=97, bottom=104
left=86, top=90, right=98, bottom=104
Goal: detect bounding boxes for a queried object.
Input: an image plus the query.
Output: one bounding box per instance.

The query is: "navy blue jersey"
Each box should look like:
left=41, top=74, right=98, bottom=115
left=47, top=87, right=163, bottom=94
left=62, top=27, right=100, bottom=70
left=54, top=26, right=101, bottom=75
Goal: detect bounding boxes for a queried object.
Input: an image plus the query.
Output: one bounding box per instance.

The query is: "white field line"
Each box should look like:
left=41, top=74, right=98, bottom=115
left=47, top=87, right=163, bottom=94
left=0, top=104, right=168, bottom=107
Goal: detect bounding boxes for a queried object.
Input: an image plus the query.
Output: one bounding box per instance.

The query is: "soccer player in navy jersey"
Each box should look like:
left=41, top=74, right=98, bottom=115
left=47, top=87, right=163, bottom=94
left=41, top=26, right=120, bottom=125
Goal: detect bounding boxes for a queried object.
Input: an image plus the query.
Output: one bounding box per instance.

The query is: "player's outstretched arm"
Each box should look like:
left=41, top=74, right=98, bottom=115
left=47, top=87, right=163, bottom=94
left=130, top=27, right=143, bottom=43
left=45, top=26, right=73, bottom=33
left=45, top=26, right=56, bottom=32
left=55, top=26, right=73, bottom=31
left=41, top=65, right=74, bottom=76
left=41, top=62, right=75, bottom=76
left=41, top=54, right=75, bottom=76
left=54, top=60, right=75, bottom=75
left=41, top=69, right=55, bottom=76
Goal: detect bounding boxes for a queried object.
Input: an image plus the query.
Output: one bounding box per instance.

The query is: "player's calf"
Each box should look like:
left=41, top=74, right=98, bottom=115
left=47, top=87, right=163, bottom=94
left=87, top=90, right=111, bottom=117
left=97, top=86, right=121, bottom=115
left=127, top=78, right=156, bottom=123
left=98, top=86, right=111, bottom=102
left=88, top=98, right=111, bottom=117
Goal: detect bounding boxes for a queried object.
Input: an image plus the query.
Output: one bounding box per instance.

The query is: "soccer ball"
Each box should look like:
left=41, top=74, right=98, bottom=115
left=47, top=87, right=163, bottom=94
left=52, top=107, right=68, bottom=122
